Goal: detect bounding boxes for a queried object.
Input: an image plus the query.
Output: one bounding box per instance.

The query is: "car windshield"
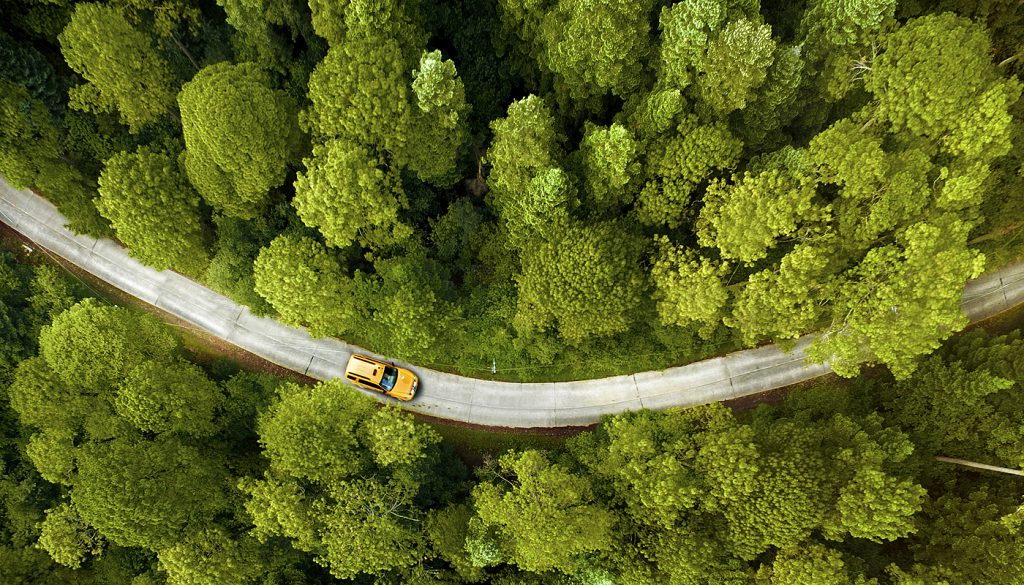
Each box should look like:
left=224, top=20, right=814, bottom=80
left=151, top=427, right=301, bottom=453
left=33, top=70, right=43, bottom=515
left=380, top=366, right=399, bottom=391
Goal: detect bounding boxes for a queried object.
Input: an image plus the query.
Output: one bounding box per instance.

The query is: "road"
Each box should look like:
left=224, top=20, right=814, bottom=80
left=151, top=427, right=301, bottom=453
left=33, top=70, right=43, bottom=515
left=2, top=176, right=1023, bottom=428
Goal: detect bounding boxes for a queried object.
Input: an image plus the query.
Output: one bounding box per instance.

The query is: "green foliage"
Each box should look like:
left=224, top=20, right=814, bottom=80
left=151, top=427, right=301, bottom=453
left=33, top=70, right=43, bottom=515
left=38, top=299, right=177, bottom=390
left=36, top=503, right=104, bottom=569
left=252, top=233, right=356, bottom=337
left=293, top=139, right=410, bottom=249
left=472, top=449, right=616, bottom=573
left=699, top=18, right=776, bottom=115
left=96, top=147, right=209, bottom=275
left=157, top=527, right=268, bottom=585
left=59, top=3, right=177, bottom=132
left=72, top=435, right=228, bottom=549
left=651, top=236, right=729, bottom=334
left=115, top=359, right=224, bottom=437
left=808, top=218, right=985, bottom=378
left=515, top=221, right=648, bottom=342
left=178, top=61, right=301, bottom=219
left=0, top=80, right=111, bottom=237
left=302, top=34, right=410, bottom=154
left=728, top=243, right=833, bottom=344
left=755, top=543, right=866, bottom=585
left=576, top=122, right=641, bottom=214
left=697, top=168, right=818, bottom=263
left=243, top=379, right=438, bottom=580
left=537, top=0, right=656, bottom=100
left=486, top=95, right=564, bottom=223
left=406, top=49, right=470, bottom=186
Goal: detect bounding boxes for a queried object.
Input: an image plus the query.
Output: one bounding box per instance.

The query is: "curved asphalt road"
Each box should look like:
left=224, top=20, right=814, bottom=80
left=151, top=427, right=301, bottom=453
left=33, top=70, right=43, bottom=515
left=2, top=177, right=1023, bottom=428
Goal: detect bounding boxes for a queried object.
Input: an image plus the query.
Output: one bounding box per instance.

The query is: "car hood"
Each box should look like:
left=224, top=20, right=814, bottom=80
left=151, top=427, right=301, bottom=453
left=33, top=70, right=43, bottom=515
left=391, top=370, right=418, bottom=400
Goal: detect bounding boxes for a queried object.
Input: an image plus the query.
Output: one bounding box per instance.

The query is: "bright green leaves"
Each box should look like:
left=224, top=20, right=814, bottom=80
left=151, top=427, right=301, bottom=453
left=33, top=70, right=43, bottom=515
left=832, top=468, right=924, bottom=542
left=809, top=218, right=985, bottom=378
left=293, top=140, right=410, bottom=250
left=303, top=35, right=409, bottom=152
left=242, top=380, right=440, bottom=580
left=699, top=18, right=776, bottom=114
left=657, top=0, right=726, bottom=91
left=637, top=115, right=742, bottom=227
left=179, top=62, right=301, bottom=219
left=538, top=0, right=656, bottom=99
left=59, top=3, right=177, bottom=132
left=698, top=168, right=818, bottom=263
left=576, top=122, right=642, bottom=213
left=252, top=233, right=356, bottom=337
left=867, top=13, right=1011, bottom=147
left=406, top=50, right=470, bottom=186
left=728, top=243, right=833, bottom=344
left=514, top=221, right=647, bottom=342
left=157, top=527, right=269, bottom=585
left=651, top=236, right=729, bottom=333
left=472, top=450, right=616, bottom=573
left=257, top=380, right=376, bottom=484
left=487, top=95, right=564, bottom=219
left=96, top=147, right=209, bottom=275
left=39, top=299, right=177, bottom=391
left=115, top=360, right=223, bottom=437
left=36, top=503, right=104, bottom=569
left=754, top=543, right=864, bottom=585
left=362, top=406, right=441, bottom=468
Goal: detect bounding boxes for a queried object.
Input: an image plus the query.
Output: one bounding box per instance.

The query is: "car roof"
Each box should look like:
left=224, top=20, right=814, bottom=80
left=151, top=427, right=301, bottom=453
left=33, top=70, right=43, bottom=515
left=347, top=355, right=383, bottom=380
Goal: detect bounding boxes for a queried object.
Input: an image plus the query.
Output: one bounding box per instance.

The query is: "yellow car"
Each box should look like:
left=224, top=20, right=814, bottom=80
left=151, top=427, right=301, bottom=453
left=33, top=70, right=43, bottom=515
left=344, top=354, right=419, bottom=401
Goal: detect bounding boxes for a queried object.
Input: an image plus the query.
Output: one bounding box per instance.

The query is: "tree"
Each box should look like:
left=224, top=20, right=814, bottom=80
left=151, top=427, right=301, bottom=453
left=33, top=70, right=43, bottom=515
left=866, top=13, right=1011, bottom=145
left=96, top=147, right=209, bottom=275
left=472, top=450, right=616, bottom=574
left=0, top=80, right=111, bottom=237
left=38, top=299, right=177, bottom=390
left=727, top=243, right=834, bottom=344
left=242, top=380, right=436, bottom=580
left=256, top=380, right=376, bottom=485
left=576, top=122, right=642, bottom=214
left=514, top=221, right=648, bottom=342
left=157, top=527, right=269, bottom=585
left=302, top=34, right=410, bottom=155
left=486, top=95, right=564, bottom=222
left=36, top=503, right=104, bottom=569
left=697, top=168, right=818, bottom=264
left=114, top=359, right=223, bottom=437
left=537, top=0, right=656, bottom=100
left=650, top=237, right=729, bottom=334
left=635, top=115, right=743, bottom=227
left=807, top=217, right=985, bottom=378
left=252, top=233, right=357, bottom=337
left=72, top=436, right=228, bottom=550
left=886, top=357, right=1022, bottom=467
left=59, top=3, right=177, bottom=132
left=405, top=49, right=470, bottom=186
left=179, top=61, right=302, bottom=219
left=754, top=543, right=865, bottom=585
left=698, top=18, right=776, bottom=115
left=293, top=139, right=411, bottom=250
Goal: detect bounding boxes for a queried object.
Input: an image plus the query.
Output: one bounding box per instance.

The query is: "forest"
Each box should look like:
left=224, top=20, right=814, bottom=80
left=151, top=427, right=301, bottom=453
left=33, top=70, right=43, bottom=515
left=2, top=0, right=1024, bottom=583
left=1, top=0, right=1023, bottom=380
left=0, top=244, right=1023, bottom=584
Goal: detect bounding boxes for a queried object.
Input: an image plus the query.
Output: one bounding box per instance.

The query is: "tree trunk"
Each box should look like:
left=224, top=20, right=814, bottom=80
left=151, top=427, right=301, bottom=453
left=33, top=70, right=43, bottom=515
left=935, top=456, right=1024, bottom=477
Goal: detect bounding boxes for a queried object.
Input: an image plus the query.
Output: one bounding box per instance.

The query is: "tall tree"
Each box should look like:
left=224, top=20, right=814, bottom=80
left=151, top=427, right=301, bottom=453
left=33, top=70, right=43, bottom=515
left=808, top=217, right=985, bottom=378
left=514, top=221, right=648, bottom=342
left=471, top=449, right=616, bottom=574
left=59, top=3, right=177, bottom=132
left=178, top=61, right=302, bottom=219
left=293, top=139, right=411, bottom=250
left=405, top=49, right=470, bottom=186
left=252, top=233, right=357, bottom=337
left=96, top=147, right=209, bottom=275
